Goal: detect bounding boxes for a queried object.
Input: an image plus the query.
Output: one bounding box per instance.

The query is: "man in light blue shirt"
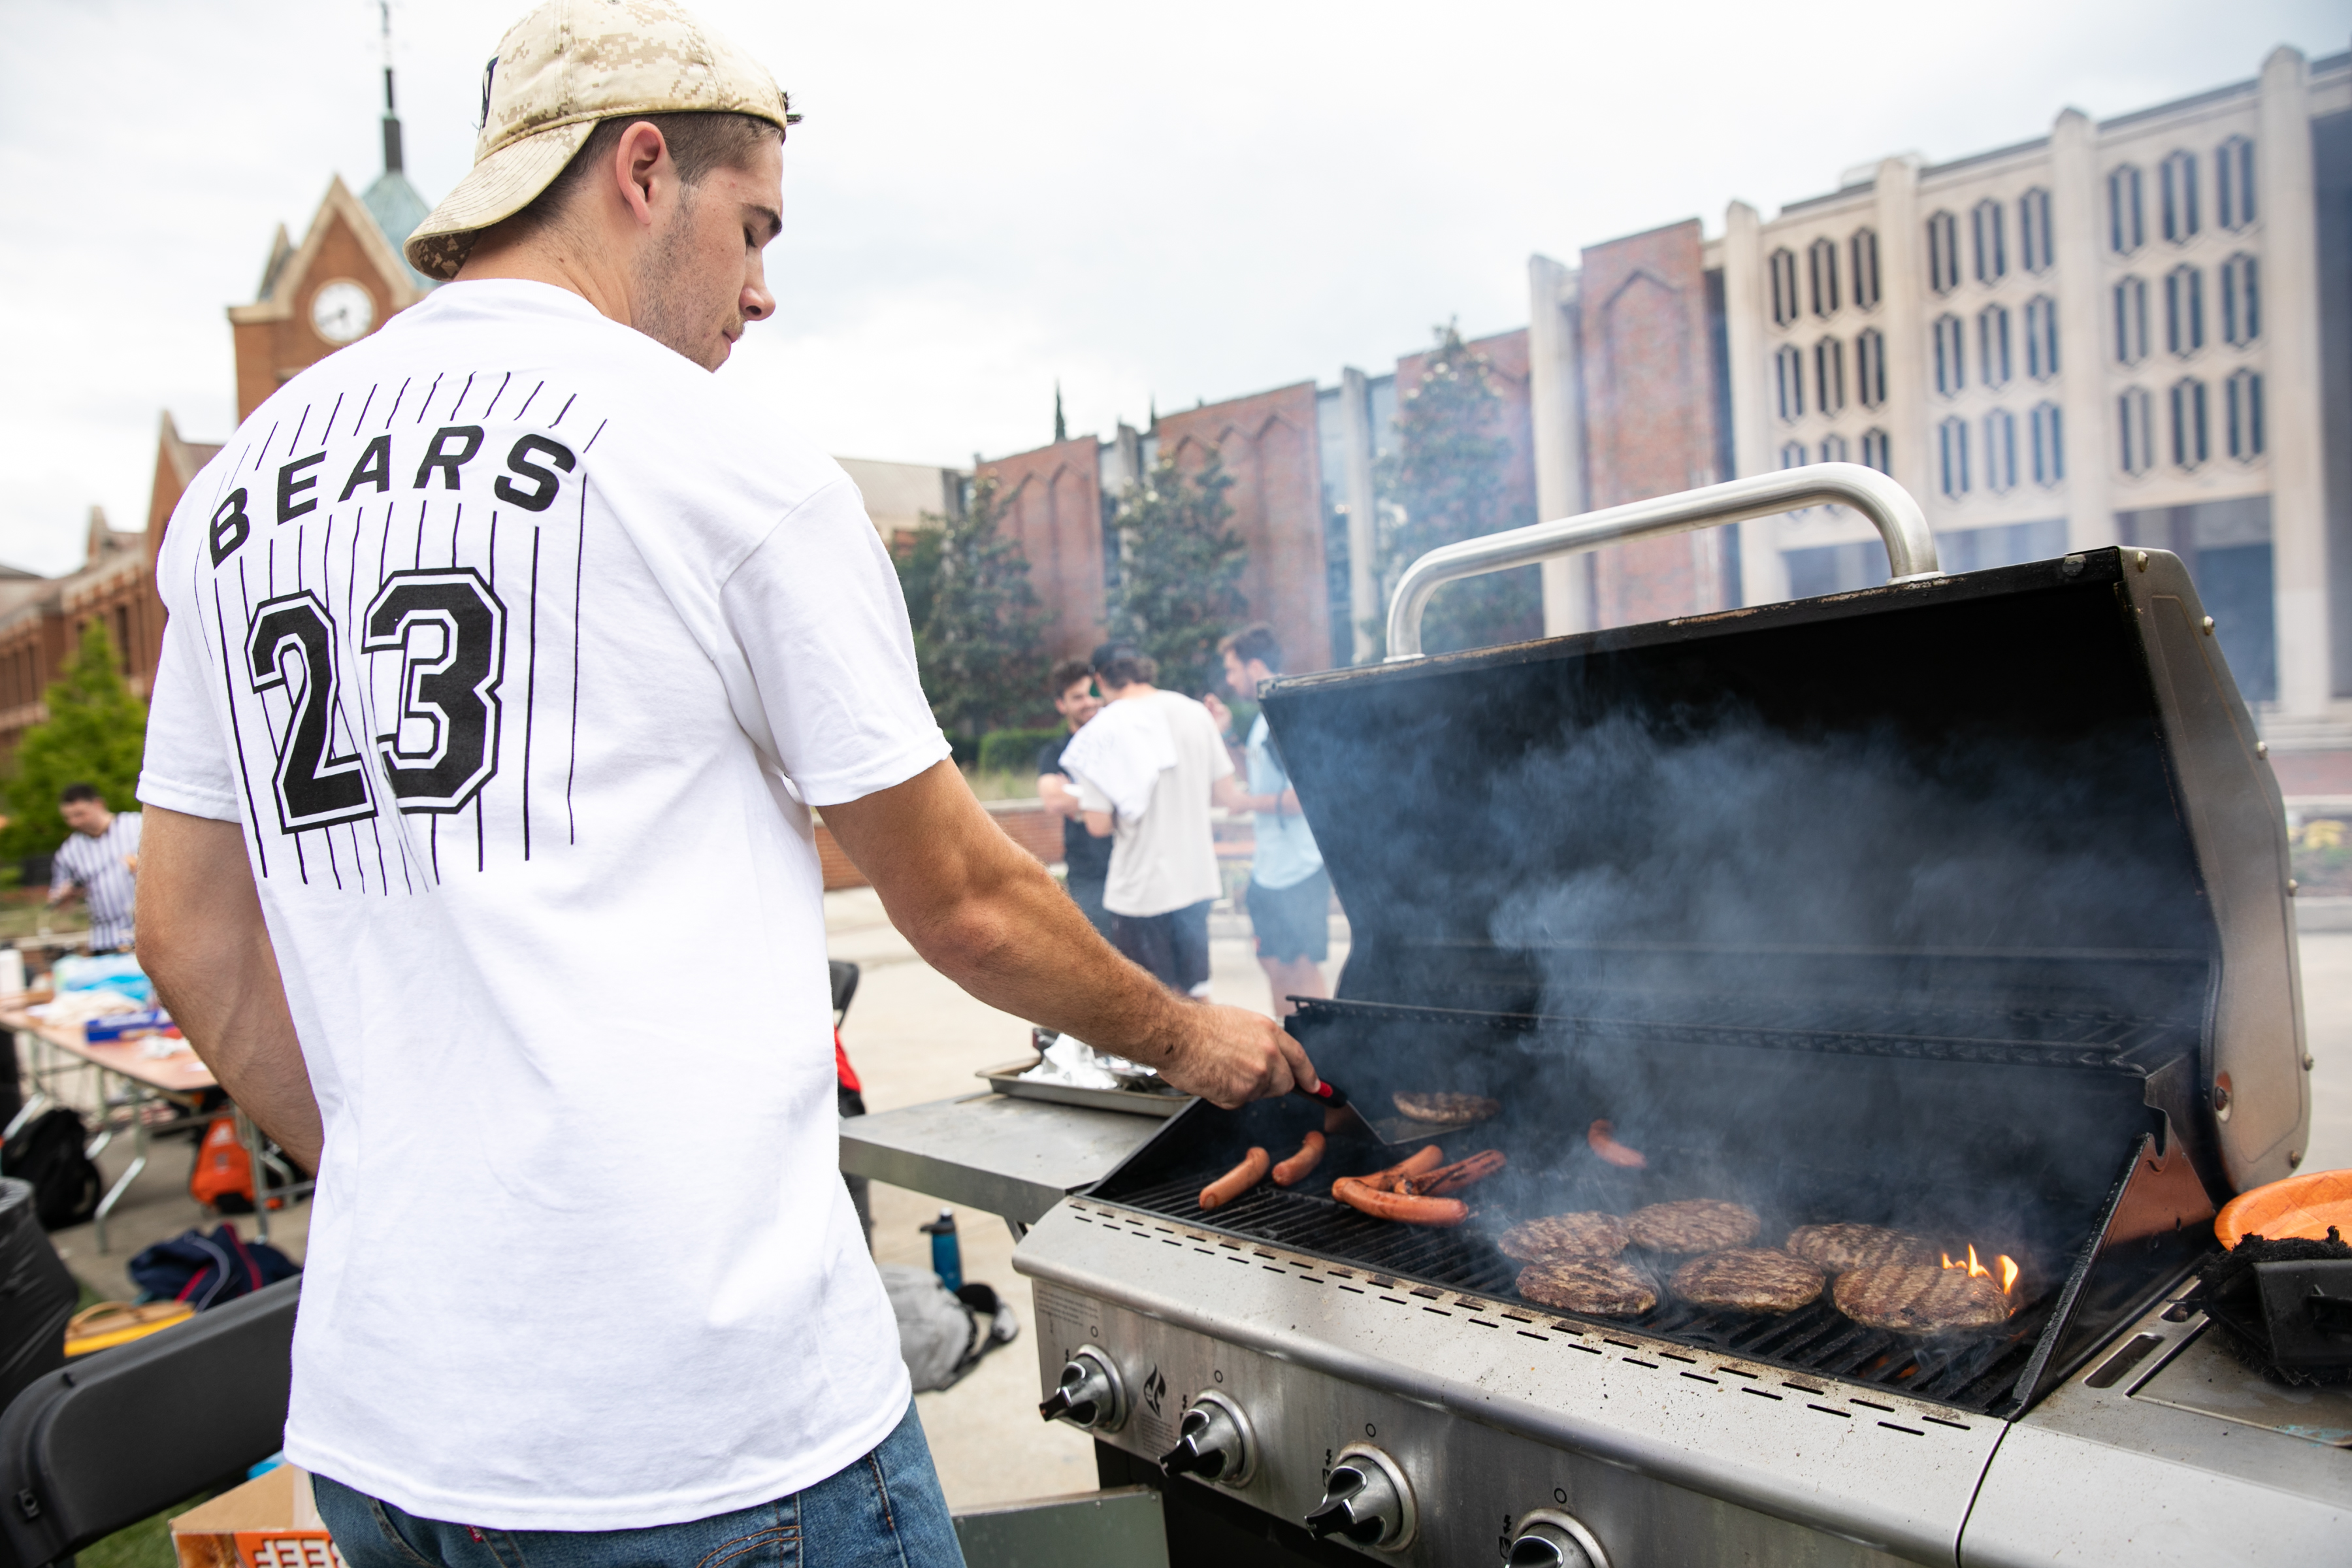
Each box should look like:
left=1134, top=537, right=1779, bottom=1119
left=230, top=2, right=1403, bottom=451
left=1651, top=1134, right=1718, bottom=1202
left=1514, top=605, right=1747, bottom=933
left=1210, top=625, right=1331, bottom=1017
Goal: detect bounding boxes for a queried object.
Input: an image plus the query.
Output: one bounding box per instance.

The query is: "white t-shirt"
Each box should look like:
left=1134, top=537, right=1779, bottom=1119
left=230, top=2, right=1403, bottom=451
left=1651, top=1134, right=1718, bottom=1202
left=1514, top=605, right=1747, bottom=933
left=136, top=280, right=949, bottom=1530
left=1073, top=690, right=1232, bottom=917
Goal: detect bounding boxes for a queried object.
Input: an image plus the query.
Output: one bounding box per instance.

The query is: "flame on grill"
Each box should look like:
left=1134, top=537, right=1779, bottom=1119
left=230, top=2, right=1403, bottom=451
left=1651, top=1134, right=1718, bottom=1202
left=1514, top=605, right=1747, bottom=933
left=1942, top=1243, right=2021, bottom=1297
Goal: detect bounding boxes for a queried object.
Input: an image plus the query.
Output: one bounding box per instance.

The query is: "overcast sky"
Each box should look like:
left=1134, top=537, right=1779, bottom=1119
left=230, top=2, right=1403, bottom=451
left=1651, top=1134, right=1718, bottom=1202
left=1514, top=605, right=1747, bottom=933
left=1, top=0, right=2342, bottom=574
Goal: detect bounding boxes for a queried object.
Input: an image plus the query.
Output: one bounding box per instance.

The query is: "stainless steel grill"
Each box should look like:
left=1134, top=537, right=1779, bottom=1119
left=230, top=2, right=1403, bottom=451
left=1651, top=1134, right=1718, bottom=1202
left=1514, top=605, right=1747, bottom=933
left=1017, top=470, right=2345, bottom=1566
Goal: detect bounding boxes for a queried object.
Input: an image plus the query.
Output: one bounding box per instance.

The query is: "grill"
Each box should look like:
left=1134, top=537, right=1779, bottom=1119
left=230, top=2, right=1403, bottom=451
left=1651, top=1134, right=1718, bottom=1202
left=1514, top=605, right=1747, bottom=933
left=1017, top=468, right=2339, bottom=1567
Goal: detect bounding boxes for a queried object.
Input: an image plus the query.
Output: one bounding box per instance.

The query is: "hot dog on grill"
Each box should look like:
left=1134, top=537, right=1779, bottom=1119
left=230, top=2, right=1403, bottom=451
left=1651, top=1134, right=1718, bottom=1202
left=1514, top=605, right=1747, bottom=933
left=1199, top=1147, right=1271, bottom=1211
left=1588, top=1120, right=1646, bottom=1169
left=1272, top=1130, right=1326, bottom=1186
left=1408, top=1149, right=1505, bottom=1196
left=1362, top=1145, right=1445, bottom=1192
left=1331, top=1175, right=1469, bottom=1227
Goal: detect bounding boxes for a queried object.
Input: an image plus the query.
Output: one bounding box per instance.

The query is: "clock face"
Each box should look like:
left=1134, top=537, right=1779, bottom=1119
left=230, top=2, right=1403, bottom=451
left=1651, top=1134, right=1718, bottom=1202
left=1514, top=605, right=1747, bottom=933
left=310, top=280, right=376, bottom=345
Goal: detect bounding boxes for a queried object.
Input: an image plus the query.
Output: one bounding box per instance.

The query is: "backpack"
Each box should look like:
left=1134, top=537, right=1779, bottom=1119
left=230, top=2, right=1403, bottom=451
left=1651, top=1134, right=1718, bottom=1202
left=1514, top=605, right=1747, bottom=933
left=127, top=1225, right=299, bottom=1310
left=0, top=1109, right=100, bottom=1231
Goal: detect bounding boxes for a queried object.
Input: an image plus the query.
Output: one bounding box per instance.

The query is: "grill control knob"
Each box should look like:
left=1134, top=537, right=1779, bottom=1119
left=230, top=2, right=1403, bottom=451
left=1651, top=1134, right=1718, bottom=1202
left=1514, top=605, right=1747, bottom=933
left=1504, top=1509, right=1609, bottom=1568
left=1037, top=1347, right=1125, bottom=1431
left=1157, top=1392, right=1254, bottom=1485
left=1303, top=1444, right=1416, bottom=1551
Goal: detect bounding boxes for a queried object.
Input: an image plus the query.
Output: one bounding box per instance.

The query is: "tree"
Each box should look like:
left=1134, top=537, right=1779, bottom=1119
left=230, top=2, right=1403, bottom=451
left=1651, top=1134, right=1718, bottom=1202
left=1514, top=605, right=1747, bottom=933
left=1371, top=321, right=1541, bottom=657
left=898, top=476, right=1053, bottom=747
left=1, top=623, right=149, bottom=861
left=1105, top=450, right=1248, bottom=698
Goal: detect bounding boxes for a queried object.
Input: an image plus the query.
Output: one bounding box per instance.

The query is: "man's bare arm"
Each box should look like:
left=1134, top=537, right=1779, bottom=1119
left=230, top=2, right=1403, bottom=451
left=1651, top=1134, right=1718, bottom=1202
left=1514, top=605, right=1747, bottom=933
left=823, top=760, right=1316, bottom=1109
left=138, top=807, right=322, bottom=1171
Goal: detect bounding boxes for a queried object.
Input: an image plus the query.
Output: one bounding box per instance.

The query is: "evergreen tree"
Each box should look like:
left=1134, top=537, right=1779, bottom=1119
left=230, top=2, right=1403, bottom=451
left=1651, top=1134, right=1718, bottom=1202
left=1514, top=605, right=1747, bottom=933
left=899, top=476, right=1052, bottom=747
left=1371, top=321, right=1541, bottom=656
left=1105, top=451, right=1248, bottom=697
left=1, top=623, right=148, bottom=860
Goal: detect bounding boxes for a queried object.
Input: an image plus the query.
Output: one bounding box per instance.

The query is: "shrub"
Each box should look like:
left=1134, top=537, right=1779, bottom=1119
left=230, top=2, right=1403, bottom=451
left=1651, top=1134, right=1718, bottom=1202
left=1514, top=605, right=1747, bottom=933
left=979, top=727, right=1064, bottom=778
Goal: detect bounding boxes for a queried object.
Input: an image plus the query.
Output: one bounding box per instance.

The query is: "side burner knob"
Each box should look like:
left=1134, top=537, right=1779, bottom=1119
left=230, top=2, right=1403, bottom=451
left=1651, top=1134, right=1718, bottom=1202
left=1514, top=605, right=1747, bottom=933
left=1303, top=1444, right=1416, bottom=1551
left=1504, top=1510, right=1609, bottom=1568
left=1036, top=1347, right=1125, bottom=1432
left=1156, top=1392, right=1254, bottom=1485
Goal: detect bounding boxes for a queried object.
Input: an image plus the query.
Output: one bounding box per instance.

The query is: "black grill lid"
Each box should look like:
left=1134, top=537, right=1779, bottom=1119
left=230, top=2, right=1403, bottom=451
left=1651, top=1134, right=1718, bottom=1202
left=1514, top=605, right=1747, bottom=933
left=1260, top=547, right=2307, bottom=1192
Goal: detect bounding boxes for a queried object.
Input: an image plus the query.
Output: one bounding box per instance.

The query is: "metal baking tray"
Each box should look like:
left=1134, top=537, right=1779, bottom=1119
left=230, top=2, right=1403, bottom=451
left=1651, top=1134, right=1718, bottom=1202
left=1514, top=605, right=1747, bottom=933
left=979, top=1030, right=1192, bottom=1118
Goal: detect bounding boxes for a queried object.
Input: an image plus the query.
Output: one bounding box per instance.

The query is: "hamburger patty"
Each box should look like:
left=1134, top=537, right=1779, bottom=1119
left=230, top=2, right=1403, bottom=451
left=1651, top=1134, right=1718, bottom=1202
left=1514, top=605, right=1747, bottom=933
left=1784, top=1223, right=1935, bottom=1274
left=1516, top=1257, right=1658, bottom=1316
left=1497, top=1212, right=1628, bottom=1263
left=1391, top=1090, right=1501, bottom=1125
left=1833, top=1264, right=2011, bottom=1333
left=1669, top=1248, right=1826, bottom=1313
left=1627, top=1199, right=1760, bottom=1253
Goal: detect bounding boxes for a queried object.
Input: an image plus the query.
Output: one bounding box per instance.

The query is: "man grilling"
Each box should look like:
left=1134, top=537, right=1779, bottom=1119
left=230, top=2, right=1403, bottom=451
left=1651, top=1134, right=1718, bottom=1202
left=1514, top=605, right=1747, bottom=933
left=131, top=3, right=1316, bottom=1561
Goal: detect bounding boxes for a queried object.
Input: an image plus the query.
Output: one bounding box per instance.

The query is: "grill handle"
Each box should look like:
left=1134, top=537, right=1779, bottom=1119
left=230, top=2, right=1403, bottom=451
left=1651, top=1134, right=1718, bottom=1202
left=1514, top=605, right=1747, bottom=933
left=1383, top=463, right=1938, bottom=661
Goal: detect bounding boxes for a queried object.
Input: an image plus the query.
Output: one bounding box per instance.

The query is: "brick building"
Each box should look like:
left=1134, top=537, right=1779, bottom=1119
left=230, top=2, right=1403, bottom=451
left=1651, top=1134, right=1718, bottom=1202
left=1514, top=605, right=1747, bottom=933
left=977, top=327, right=1535, bottom=677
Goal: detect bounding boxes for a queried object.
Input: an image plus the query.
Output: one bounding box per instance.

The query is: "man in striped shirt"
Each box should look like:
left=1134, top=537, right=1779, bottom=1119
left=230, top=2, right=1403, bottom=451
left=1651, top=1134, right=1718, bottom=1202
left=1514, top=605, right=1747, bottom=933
left=49, top=785, right=140, bottom=953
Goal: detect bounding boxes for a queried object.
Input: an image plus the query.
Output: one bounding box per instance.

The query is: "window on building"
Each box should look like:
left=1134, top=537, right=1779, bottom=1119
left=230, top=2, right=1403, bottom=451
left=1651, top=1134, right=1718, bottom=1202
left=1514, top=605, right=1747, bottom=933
left=2220, top=252, right=2260, bottom=345
left=1978, top=304, right=2014, bottom=388
left=2118, top=386, right=2154, bottom=475
left=2163, top=265, right=2204, bottom=357
left=2169, top=378, right=2210, bottom=468
left=1927, top=210, right=1961, bottom=293
left=2159, top=150, right=2200, bottom=244
left=1861, top=427, right=1891, bottom=474
left=1984, top=409, right=2019, bottom=493
left=2108, top=163, right=2145, bottom=254
left=1938, top=416, right=1970, bottom=498
left=1855, top=326, right=1887, bottom=408
left=2226, top=368, right=2264, bottom=461
left=1780, top=440, right=1808, bottom=470
left=1970, top=198, right=2007, bottom=285
left=1820, top=433, right=1850, bottom=465
left=1851, top=228, right=1882, bottom=310
left=2030, top=402, right=2065, bottom=486
left=1933, top=313, right=1967, bottom=396
left=1774, top=342, right=1805, bottom=421
left=2216, top=135, right=2257, bottom=230
left=1808, top=235, right=1840, bottom=317
left=1769, top=248, right=1801, bottom=327
left=2019, top=187, right=2054, bottom=272
left=1815, top=336, right=1846, bottom=414
left=2024, top=295, right=2060, bottom=380
left=2113, top=275, right=2149, bottom=365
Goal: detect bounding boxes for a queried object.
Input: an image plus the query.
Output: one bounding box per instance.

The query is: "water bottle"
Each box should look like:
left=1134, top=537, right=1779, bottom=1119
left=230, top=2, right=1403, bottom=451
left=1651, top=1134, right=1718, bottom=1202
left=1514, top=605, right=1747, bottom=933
left=921, top=1207, right=962, bottom=1294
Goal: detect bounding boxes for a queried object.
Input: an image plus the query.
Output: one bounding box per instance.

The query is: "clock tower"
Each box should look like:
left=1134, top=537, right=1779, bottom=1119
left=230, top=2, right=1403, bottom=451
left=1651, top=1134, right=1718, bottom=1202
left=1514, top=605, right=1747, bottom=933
left=225, top=8, right=436, bottom=419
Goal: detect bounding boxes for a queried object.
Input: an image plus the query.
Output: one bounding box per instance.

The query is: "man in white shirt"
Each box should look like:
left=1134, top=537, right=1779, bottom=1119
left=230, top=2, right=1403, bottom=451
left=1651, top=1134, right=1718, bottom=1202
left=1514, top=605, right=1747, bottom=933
left=48, top=785, right=142, bottom=954
left=131, top=5, right=1312, bottom=1563
left=1064, top=643, right=1248, bottom=996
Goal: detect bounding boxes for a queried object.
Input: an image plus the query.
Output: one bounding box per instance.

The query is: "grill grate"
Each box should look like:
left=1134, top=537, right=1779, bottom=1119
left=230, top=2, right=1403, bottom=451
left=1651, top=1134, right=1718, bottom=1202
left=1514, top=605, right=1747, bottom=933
left=1109, top=1169, right=2044, bottom=1415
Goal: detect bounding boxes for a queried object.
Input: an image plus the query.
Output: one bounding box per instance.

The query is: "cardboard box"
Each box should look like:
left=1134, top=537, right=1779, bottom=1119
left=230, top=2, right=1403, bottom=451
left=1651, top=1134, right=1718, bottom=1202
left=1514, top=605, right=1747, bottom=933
left=172, top=1465, right=342, bottom=1568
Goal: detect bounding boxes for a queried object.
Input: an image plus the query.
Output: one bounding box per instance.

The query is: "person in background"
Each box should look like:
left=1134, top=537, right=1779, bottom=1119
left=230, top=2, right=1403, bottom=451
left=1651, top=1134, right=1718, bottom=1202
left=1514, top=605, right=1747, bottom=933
left=1035, top=659, right=1113, bottom=938
left=1204, top=626, right=1331, bottom=1017
left=1063, top=644, right=1245, bottom=997
left=49, top=784, right=140, bottom=955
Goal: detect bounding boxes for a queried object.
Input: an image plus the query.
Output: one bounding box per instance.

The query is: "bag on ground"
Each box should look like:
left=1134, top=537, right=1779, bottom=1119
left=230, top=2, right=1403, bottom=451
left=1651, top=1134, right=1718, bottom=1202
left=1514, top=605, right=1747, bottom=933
left=128, top=1224, right=299, bottom=1309
left=0, top=1108, right=100, bottom=1230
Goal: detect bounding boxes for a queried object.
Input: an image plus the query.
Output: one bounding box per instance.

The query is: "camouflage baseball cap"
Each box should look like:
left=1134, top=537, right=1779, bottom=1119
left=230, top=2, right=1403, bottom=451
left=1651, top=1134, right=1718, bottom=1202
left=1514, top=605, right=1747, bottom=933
left=404, top=0, right=798, bottom=282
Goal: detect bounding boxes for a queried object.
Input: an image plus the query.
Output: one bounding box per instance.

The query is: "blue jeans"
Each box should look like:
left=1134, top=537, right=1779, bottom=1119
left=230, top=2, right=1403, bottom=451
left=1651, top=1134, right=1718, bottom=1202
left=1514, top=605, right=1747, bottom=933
left=313, top=1401, right=964, bottom=1568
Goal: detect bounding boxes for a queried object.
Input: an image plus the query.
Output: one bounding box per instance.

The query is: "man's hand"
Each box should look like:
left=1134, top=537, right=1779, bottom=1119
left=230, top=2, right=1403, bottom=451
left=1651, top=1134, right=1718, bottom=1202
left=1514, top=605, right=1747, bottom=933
left=1141, top=1001, right=1317, bottom=1110
left=1201, top=691, right=1233, bottom=735
left=1037, top=771, right=1081, bottom=821
left=823, top=760, right=1318, bottom=1109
